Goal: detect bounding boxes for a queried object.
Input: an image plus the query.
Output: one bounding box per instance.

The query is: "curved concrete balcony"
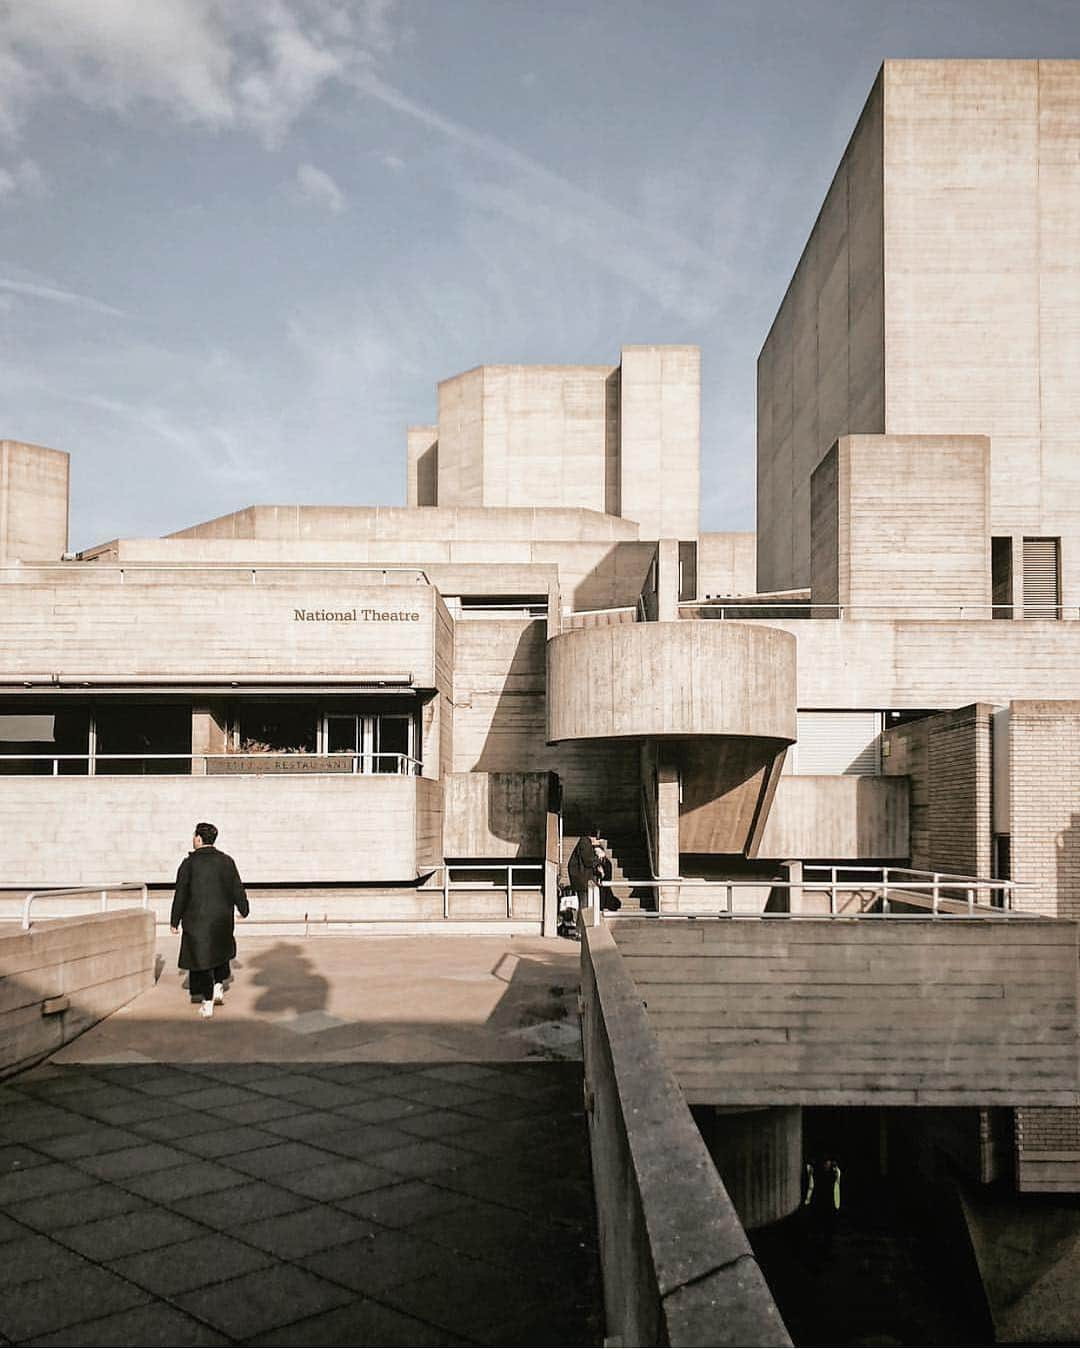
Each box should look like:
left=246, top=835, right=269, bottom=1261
left=546, top=621, right=797, bottom=744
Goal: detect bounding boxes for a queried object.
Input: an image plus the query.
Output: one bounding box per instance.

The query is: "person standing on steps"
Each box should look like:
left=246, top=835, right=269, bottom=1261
left=170, top=822, right=249, bottom=1019
left=567, top=827, right=607, bottom=919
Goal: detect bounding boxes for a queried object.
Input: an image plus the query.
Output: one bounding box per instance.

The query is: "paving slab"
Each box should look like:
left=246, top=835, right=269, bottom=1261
left=0, top=935, right=601, bottom=1345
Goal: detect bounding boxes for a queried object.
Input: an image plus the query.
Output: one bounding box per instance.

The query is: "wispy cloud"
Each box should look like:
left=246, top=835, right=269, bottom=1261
left=294, top=161, right=346, bottom=212
left=0, top=1, right=402, bottom=149
left=352, top=73, right=729, bottom=324
left=0, top=157, right=45, bottom=203
left=0, top=275, right=125, bottom=316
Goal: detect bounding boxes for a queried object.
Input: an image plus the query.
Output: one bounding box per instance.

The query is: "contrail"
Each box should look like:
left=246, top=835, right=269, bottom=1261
left=0, top=276, right=126, bottom=317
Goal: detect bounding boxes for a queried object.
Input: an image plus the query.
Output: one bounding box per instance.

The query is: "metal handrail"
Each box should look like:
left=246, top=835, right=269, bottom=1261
left=21, top=882, right=148, bottom=930
left=432, top=863, right=545, bottom=920
left=803, top=864, right=1020, bottom=915
left=0, top=752, right=422, bottom=776
left=1, top=565, right=431, bottom=583
left=679, top=601, right=1073, bottom=620
left=598, top=876, right=1024, bottom=919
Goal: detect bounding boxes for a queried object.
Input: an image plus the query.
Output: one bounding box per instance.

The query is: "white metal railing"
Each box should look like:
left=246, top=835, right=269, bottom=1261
left=432, top=863, right=545, bottom=920
left=0, top=752, right=422, bottom=776
left=679, top=602, right=1073, bottom=621
left=803, top=864, right=1020, bottom=915
left=597, top=871, right=1026, bottom=920
left=21, top=882, right=149, bottom=930
left=1, top=565, right=431, bottom=584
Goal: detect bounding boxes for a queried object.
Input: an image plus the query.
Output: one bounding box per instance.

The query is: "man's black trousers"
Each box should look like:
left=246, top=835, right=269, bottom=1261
left=189, top=962, right=231, bottom=1000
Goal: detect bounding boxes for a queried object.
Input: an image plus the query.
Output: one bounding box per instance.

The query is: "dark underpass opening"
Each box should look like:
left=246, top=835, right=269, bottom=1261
left=746, top=1107, right=997, bottom=1347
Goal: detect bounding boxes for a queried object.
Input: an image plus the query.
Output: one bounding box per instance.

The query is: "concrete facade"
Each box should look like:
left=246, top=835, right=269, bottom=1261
left=6, top=59, right=1080, bottom=1222
left=759, top=60, right=1080, bottom=608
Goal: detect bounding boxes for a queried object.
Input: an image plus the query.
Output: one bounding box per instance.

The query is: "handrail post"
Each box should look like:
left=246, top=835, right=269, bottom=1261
left=830, top=866, right=837, bottom=915
left=967, top=886, right=974, bottom=916
left=882, top=866, right=890, bottom=915
left=100, top=889, right=108, bottom=912
left=442, top=866, right=450, bottom=921
left=933, top=873, right=940, bottom=916
left=726, top=882, right=733, bottom=916
left=507, top=865, right=514, bottom=920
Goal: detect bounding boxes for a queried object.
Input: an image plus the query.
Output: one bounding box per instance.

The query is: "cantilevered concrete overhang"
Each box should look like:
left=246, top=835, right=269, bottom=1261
left=547, top=622, right=797, bottom=856
left=545, top=621, right=796, bottom=743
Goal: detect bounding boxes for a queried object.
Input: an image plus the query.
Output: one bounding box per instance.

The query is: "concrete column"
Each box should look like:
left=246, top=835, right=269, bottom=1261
left=542, top=798, right=560, bottom=936
left=655, top=538, right=681, bottom=622
left=695, top=1105, right=804, bottom=1230
left=657, top=746, right=680, bottom=906
left=191, top=702, right=228, bottom=775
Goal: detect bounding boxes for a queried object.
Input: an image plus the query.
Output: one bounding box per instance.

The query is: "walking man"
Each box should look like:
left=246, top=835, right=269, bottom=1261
left=170, top=822, right=249, bottom=1019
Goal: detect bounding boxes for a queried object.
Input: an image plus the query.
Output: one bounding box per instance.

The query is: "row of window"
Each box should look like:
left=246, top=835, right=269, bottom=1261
left=0, top=699, right=419, bottom=775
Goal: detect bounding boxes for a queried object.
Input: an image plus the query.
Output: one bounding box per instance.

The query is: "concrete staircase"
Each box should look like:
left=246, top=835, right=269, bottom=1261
left=598, top=831, right=656, bottom=912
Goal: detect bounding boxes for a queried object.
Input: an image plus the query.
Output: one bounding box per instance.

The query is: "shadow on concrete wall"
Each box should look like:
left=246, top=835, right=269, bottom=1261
left=471, top=626, right=640, bottom=848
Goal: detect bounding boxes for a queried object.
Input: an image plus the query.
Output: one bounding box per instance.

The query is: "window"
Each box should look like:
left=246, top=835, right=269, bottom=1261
left=94, top=703, right=191, bottom=775
left=1022, top=537, right=1061, bottom=618
left=991, top=537, right=1012, bottom=619
left=0, top=704, right=90, bottom=774
left=229, top=699, right=417, bottom=774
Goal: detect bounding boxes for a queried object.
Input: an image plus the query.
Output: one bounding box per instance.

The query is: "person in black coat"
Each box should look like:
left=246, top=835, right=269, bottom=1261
left=568, top=828, right=605, bottom=912
left=170, top=822, right=249, bottom=1019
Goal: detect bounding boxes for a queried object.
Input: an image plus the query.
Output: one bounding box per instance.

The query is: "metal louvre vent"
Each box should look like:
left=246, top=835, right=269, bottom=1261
left=790, top=711, right=883, bottom=775
left=1022, top=538, right=1061, bottom=618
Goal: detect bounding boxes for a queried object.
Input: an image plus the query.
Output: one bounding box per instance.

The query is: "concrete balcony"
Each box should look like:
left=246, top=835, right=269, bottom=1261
left=0, top=774, right=443, bottom=887
left=546, top=621, right=796, bottom=743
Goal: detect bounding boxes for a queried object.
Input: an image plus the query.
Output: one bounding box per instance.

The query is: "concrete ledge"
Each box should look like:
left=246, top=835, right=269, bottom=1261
left=580, top=921, right=790, bottom=1347
left=0, top=909, right=155, bottom=1077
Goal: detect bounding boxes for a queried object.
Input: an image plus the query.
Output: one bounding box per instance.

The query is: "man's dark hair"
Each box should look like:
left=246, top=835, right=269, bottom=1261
left=194, top=822, right=218, bottom=846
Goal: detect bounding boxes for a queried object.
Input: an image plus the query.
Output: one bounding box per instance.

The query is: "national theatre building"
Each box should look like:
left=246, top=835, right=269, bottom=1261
left=6, top=59, right=1080, bottom=1203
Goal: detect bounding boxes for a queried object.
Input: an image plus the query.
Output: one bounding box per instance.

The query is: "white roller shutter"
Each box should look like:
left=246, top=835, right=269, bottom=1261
left=791, top=711, right=882, bottom=775
left=1022, top=538, right=1060, bottom=618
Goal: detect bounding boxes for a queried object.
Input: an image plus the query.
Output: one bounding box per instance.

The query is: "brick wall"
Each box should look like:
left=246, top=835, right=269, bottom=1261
left=1015, top=1107, right=1080, bottom=1192
left=1007, top=702, right=1080, bottom=1193
left=883, top=703, right=992, bottom=874
left=1010, top=701, right=1080, bottom=918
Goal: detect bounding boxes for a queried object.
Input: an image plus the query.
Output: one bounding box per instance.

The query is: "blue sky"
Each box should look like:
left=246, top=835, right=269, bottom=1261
left=1, top=0, right=1078, bottom=549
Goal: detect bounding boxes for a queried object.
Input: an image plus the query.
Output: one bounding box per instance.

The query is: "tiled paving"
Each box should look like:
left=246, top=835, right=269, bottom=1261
left=0, top=1059, right=602, bottom=1345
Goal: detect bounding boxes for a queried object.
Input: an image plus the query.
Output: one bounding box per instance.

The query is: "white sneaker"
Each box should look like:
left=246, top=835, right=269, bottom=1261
left=213, top=982, right=225, bottom=1006
left=199, top=1000, right=214, bottom=1018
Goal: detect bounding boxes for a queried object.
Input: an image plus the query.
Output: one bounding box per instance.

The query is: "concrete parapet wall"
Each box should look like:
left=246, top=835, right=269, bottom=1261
left=758, top=774, right=909, bottom=859
left=546, top=622, right=797, bottom=743
left=580, top=921, right=790, bottom=1347
left=612, top=916, right=1080, bottom=1107
left=0, top=579, right=438, bottom=684
left=0, top=775, right=444, bottom=887
left=442, top=771, right=554, bottom=858
left=749, top=619, right=1080, bottom=708
left=0, top=909, right=154, bottom=1077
